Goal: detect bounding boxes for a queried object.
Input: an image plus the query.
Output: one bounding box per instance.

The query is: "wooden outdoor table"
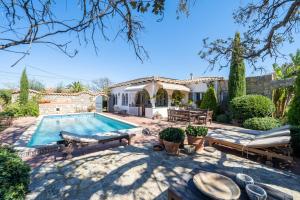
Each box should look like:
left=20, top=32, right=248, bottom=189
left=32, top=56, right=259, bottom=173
left=168, top=168, right=293, bottom=200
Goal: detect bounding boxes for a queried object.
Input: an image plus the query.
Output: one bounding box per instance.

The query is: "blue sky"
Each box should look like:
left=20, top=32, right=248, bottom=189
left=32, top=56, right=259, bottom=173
left=0, top=0, right=299, bottom=88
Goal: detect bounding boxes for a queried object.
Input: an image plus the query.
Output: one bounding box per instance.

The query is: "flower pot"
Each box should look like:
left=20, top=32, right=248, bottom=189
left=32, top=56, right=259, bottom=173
left=163, top=140, right=180, bottom=155
left=159, top=138, right=164, bottom=146
left=187, top=135, right=205, bottom=152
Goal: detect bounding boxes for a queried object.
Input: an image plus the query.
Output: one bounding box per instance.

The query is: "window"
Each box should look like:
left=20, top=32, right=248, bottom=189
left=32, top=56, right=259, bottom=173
left=125, top=93, right=128, bottom=105
left=121, top=93, right=129, bottom=106
left=195, top=93, right=201, bottom=101
left=113, top=94, right=118, bottom=105
left=155, top=88, right=168, bottom=107
left=122, top=94, right=125, bottom=105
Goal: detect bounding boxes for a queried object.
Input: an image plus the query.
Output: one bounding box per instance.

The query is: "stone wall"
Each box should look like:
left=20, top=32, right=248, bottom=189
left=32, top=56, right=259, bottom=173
left=12, top=90, right=104, bottom=115
left=220, top=74, right=275, bottom=102
left=246, top=74, right=274, bottom=98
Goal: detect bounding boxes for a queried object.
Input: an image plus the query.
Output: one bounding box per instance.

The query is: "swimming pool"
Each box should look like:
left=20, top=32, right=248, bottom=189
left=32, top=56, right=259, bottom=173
left=27, top=113, right=136, bottom=147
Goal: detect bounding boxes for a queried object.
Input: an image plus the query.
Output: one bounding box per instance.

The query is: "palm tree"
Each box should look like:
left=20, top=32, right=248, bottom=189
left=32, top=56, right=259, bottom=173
left=68, top=81, right=85, bottom=93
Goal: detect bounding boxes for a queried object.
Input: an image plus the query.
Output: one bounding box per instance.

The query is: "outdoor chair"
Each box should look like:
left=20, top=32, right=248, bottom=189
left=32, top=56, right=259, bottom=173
left=197, top=110, right=213, bottom=125
left=59, top=131, right=135, bottom=159
left=206, top=126, right=293, bottom=162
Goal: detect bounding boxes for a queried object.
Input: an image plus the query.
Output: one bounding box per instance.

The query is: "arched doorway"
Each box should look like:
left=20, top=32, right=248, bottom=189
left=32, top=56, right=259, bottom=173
left=135, top=89, right=150, bottom=116
left=155, top=88, right=168, bottom=107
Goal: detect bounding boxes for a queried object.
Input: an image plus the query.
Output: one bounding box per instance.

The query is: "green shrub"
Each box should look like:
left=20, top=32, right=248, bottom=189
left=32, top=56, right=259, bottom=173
left=0, top=90, right=12, bottom=105
left=290, top=126, right=300, bottom=157
left=0, top=147, right=30, bottom=200
left=200, top=86, right=218, bottom=115
left=2, top=100, right=39, bottom=117
left=230, top=95, right=275, bottom=122
left=185, top=125, right=208, bottom=137
left=243, top=117, right=280, bottom=131
left=171, top=90, right=184, bottom=106
left=216, top=114, right=230, bottom=123
left=159, top=127, right=185, bottom=143
left=196, top=100, right=202, bottom=108
left=21, top=100, right=39, bottom=116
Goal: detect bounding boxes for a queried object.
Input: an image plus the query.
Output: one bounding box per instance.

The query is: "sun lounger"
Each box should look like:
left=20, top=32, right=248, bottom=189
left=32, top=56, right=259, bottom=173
left=216, top=125, right=291, bottom=136
left=60, top=131, right=135, bottom=159
left=206, top=127, right=293, bottom=162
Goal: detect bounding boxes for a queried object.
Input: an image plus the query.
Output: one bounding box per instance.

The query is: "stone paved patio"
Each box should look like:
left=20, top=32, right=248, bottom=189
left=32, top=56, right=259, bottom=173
left=27, top=144, right=300, bottom=200
left=1, top=114, right=300, bottom=199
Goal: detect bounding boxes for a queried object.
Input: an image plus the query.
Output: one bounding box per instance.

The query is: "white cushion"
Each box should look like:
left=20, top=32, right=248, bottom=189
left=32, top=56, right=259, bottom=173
left=246, top=136, right=291, bottom=148
left=207, top=130, right=253, bottom=146
left=255, top=129, right=290, bottom=139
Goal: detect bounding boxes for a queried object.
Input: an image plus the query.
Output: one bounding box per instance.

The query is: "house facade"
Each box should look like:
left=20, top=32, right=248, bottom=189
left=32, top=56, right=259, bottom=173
left=109, top=76, right=225, bottom=118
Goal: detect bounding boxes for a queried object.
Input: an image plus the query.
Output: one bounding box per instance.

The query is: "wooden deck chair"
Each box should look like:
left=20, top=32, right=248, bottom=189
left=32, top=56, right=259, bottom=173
left=60, top=131, right=135, bottom=159
left=206, top=128, right=293, bottom=162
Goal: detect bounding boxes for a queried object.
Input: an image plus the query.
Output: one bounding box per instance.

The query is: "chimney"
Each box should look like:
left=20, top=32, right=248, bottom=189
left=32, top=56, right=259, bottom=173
left=190, top=73, right=193, bottom=80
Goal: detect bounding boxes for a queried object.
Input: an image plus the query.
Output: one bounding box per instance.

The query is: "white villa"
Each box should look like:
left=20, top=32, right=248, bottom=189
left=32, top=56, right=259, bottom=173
left=109, top=76, right=226, bottom=118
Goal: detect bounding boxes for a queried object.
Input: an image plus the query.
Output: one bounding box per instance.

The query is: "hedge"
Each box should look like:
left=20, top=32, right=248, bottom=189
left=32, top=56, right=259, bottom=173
left=230, top=95, right=275, bottom=122
left=243, top=117, right=280, bottom=131
left=0, top=147, right=30, bottom=200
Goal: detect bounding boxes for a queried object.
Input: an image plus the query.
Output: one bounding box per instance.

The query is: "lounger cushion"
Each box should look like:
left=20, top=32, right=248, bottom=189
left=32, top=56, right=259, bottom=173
left=255, top=129, right=290, bottom=139
left=246, top=136, right=291, bottom=148
left=207, top=130, right=253, bottom=145
left=213, top=129, right=255, bottom=139
left=219, top=125, right=291, bottom=136
left=60, top=131, right=129, bottom=143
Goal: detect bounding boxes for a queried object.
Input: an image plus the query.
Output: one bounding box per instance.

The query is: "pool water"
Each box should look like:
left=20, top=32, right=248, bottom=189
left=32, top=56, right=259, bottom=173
left=27, top=113, right=136, bottom=147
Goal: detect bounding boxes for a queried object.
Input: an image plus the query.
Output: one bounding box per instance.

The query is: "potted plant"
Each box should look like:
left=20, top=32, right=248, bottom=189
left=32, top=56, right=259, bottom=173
left=185, top=125, right=208, bottom=152
left=158, top=130, right=165, bottom=146
left=160, top=127, right=185, bottom=155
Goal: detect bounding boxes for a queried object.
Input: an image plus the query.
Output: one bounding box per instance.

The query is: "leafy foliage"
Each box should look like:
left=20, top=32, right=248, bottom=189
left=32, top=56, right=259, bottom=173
left=2, top=100, right=39, bottom=117
left=216, top=114, right=230, bottom=123
left=199, top=0, right=300, bottom=71
left=29, top=79, right=45, bottom=92
left=19, top=69, right=29, bottom=105
left=0, top=90, right=12, bottom=106
left=228, top=32, right=246, bottom=101
left=288, top=69, right=300, bottom=126
left=68, top=81, right=86, bottom=93
left=185, top=125, right=208, bottom=137
left=0, top=147, right=30, bottom=200
left=243, top=117, right=280, bottom=131
left=230, top=95, right=275, bottom=122
left=200, top=86, right=218, bottom=114
left=272, top=50, right=300, bottom=118
left=54, top=82, right=65, bottom=93
left=171, top=90, right=184, bottom=106
left=159, top=127, right=185, bottom=143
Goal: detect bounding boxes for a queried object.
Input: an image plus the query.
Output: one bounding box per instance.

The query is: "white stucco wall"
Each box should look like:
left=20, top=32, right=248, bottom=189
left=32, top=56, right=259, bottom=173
left=186, top=82, right=208, bottom=93
left=110, top=80, right=221, bottom=118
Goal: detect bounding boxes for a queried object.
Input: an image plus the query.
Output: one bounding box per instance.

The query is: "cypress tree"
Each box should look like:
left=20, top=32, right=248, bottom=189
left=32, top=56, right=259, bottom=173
left=19, top=68, right=29, bottom=105
left=228, top=32, right=246, bottom=101
left=200, top=86, right=218, bottom=114
left=288, top=70, right=300, bottom=125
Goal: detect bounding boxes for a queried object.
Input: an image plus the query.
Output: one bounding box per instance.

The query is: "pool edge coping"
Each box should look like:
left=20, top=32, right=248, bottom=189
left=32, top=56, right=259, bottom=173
left=13, top=112, right=143, bottom=155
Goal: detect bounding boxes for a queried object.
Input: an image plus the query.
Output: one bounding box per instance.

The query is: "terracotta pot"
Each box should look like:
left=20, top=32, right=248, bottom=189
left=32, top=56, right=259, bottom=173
left=187, top=135, right=205, bottom=152
left=163, top=140, right=180, bottom=155
left=159, top=138, right=164, bottom=146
